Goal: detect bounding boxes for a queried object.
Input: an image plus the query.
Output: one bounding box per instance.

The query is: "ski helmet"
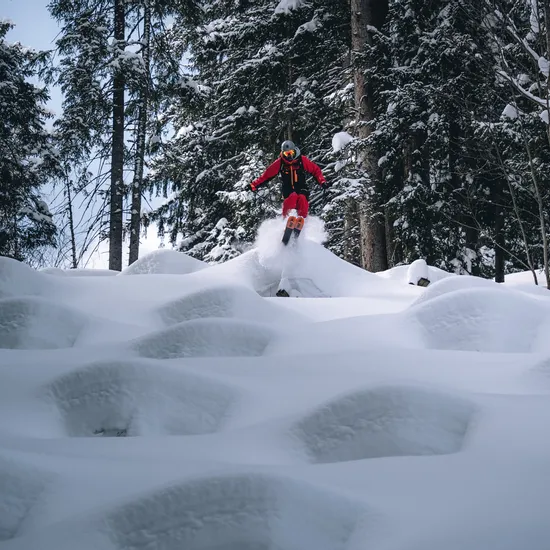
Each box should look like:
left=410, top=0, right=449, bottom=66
left=281, top=140, right=300, bottom=160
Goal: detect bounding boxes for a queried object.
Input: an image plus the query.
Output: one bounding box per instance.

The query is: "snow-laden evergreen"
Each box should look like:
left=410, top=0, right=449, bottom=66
left=0, top=21, right=58, bottom=263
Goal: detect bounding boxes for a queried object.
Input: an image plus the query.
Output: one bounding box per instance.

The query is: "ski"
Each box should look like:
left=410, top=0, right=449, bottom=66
left=282, top=215, right=297, bottom=245
left=294, top=216, right=304, bottom=238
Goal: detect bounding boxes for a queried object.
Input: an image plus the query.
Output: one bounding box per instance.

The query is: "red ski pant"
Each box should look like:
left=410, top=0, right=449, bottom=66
left=282, top=192, right=309, bottom=218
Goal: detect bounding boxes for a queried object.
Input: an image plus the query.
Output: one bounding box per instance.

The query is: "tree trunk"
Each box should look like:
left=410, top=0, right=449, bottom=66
left=129, top=0, right=151, bottom=265
left=343, top=198, right=361, bottom=265
left=66, top=180, right=78, bottom=269
left=109, top=0, right=125, bottom=271
left=494, top=201, right=505, bottom=283
left=351, top=0, right=388, bottom=272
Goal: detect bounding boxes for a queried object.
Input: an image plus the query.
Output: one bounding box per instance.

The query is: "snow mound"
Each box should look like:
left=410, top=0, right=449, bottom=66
left=412, top=274, right=497, bottom=305
left=133, top=318, right=274, bottom=359
left=39, top=267, right=118, bottom=277
left=120, top=249, right=207, bottom=275
left=157, top=284, right=299, bottom=326
left=0, top=455, right=53, bottom=541
left=410, top=288, right=550, bottom=353
left=0, top=297, right=87, bottom=349
left=292, top=386, right=475, bottom=464
left=0, top=257, right=48, bottom=299
left=378, top=262, right=454, bottom=286
left=46, top=360, right=235, bottom=437
left=106, top=473, right=364, bottom=550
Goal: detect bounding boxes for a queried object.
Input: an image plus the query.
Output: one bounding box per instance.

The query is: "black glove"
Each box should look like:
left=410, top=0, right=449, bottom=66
left=320, top=180, right=330, bottom=189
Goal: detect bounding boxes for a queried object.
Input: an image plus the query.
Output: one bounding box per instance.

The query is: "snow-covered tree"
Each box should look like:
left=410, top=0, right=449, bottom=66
left=0, top=21, right=58, bottom=262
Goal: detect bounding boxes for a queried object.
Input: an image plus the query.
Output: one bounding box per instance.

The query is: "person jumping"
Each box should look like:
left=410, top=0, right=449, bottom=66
left=250, top=140, right=329, bottom=221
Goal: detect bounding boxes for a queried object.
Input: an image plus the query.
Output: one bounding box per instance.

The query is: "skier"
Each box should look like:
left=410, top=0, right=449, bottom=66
left=250, top=140, right=328, bottom=217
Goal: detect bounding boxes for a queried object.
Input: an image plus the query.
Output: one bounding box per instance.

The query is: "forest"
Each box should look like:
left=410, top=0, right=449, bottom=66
left=3, top=0, right=550, bottom=285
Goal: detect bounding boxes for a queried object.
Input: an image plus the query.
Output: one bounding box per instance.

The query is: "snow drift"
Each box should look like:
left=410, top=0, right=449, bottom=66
left=0, top=297, right=87, bottom=349
left=120, top=249, right=207, bottom=275
left=157, top=283, right=302, bottom=327
left=0, top=257, right=49, bottom=299
left=0, top=454, right=54, bottom=541
left=292, top=385, right=475, bottom=463
left=105, top=474, right=365, bottom=550
left=132, top=318, right=274, bottom=359
left=46, top=359, right=236, bottom=437
left=409, top=287, right=550, bottom=353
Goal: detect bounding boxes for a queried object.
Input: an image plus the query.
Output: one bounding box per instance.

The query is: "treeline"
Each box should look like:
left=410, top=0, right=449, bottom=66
left=2, top=0, right=550, bottom=285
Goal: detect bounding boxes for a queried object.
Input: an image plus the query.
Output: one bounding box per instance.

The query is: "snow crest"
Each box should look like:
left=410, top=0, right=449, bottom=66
left=120, top=249, right=207, bottom=275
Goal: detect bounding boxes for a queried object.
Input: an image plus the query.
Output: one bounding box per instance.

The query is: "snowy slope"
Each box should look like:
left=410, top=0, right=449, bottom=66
left=1, top=217, right=549, bottom=550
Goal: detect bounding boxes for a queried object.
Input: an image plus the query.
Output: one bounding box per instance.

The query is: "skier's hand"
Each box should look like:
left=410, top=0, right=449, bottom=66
left=250, top=183, right=258, bottom=192
left=320, top=180, right=330, bottom=189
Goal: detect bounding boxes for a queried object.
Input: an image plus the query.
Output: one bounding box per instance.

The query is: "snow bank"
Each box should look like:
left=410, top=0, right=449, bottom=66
left=132, top=318, right=274, bottom=359
left=120, top=249, right=207, bottom=275
left=378, top=261, right=453, bottom=286
left=0, top=297, right=87, bottom=349
left=105, top=473, right=364, bottom=550
left=411, top=274, right=497, bottom=306
left=410, top=287, right=550, bottom=353
left=46, top=360, right=235, bottom=437
left=39, top=267, right=118, bottom=277
left=264, top=312, right=421, bottom=356
left=0, top=257, right=48, bottom=299
left=0, top=455, right=53, bottom=541
left=157, top=284, right=302, bottom=327
left=292, top=385, right=475, bottom=463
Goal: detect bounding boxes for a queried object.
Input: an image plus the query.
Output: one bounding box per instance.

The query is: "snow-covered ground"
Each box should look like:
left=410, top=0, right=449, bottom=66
left=1, top=217, right=549, bottom=550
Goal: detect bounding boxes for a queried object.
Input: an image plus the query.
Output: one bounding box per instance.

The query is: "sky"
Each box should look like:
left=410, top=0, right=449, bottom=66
left=3, top=0, right=163, bottom=269
left=3, top=0, right=63, bottom=117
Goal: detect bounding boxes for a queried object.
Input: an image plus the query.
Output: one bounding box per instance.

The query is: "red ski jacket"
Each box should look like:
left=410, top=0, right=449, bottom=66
left=251, top=154, right=326, bottom=199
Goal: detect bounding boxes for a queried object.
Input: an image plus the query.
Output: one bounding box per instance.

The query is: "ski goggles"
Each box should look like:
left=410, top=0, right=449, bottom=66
left=282, top=149, right=296, bottom=158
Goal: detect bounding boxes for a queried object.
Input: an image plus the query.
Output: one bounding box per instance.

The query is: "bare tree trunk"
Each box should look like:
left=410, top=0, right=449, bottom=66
left=129, top=0, right=151, bottom=265
left=493, top=144, right=538, bottom=284
left=343, top=198, right=361, bottom=265
left=109, top=0, right=125, bottom=271
left=66, top=180, right=78, bottom=269
left=525, top=139, right=550, bottom=288
left=494, top=200, right=505, bottom=283
left=351, top=0, right=388, bottom=272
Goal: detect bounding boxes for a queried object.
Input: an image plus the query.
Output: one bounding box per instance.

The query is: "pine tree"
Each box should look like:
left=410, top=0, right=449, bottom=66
left=0, top=21, right=58, bottom=262
left=363, top=0, right=506, bottom=276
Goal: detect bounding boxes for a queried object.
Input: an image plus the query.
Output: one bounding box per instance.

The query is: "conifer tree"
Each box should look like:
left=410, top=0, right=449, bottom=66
left=0, top=21, right=58, bottom=262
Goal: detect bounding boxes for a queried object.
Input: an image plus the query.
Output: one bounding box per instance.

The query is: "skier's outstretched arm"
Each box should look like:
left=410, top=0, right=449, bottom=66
left=251, top=159, right=281, bottom=191
left=302, top=156, right=327, bottom=186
